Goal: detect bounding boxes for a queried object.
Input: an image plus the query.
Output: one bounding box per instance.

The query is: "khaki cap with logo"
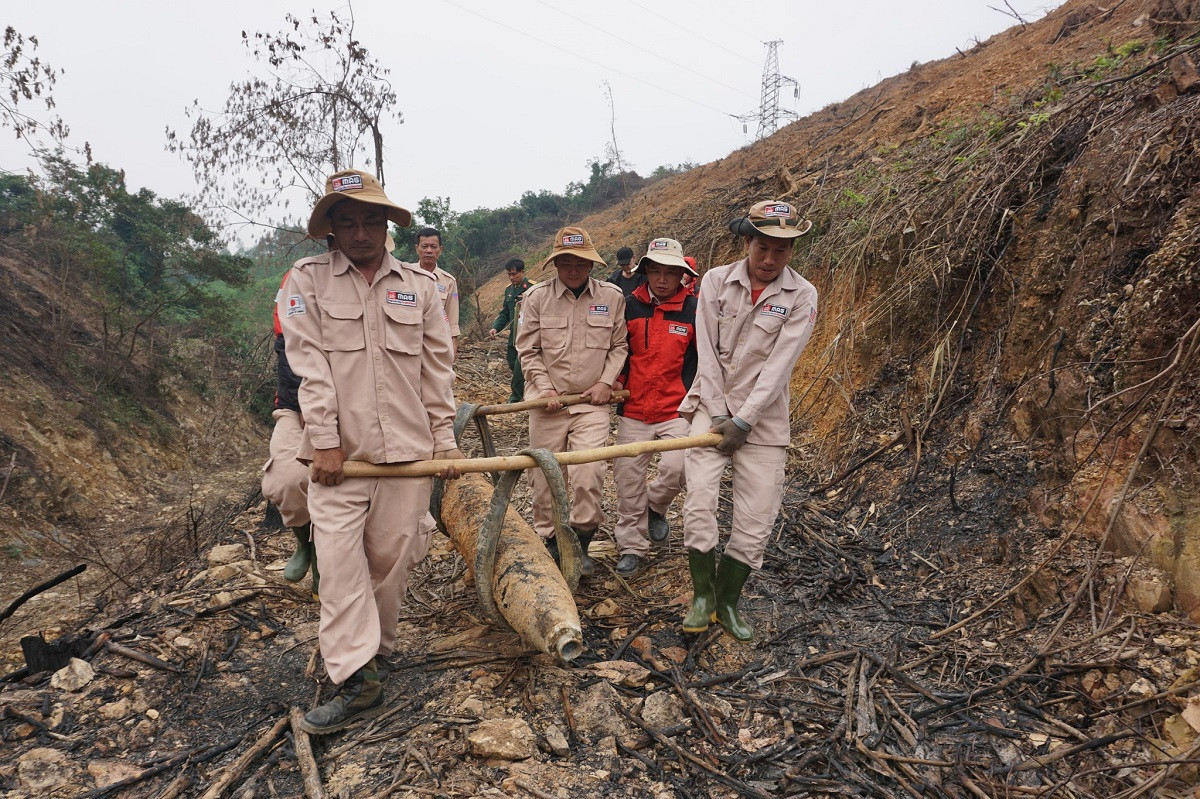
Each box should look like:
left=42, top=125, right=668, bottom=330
left=744, top=200, right=813, bottom=239
left=307, top=169, right=413, bottom=238
left=636, top=237, right=697, bottom=276
left=542, top=226, right=607, bottom=269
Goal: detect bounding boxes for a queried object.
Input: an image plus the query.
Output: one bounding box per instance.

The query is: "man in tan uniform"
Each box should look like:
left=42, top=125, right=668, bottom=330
left=516, top=227, right=627, bottom=576
left=280, top=169, right=464, bottom=734
left=680, top=200, right=818, bottom=641
left=414, top=227, right=460, bottom=355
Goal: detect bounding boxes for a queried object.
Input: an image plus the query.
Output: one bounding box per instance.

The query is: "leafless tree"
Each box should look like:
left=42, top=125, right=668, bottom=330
left=166, top=7, right=400, bottom=231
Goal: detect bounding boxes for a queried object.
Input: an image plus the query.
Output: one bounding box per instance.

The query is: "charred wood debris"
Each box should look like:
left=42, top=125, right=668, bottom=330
left=2, top=411, right=1197, bottom=799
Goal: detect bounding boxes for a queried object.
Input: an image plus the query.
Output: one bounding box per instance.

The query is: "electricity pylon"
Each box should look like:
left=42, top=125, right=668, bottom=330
left=734, top=40, right=799, bottom=140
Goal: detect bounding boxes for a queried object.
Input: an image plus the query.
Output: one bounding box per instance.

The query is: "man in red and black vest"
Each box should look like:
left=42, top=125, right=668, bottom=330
left=611, top=238, right=699, bottom=576
left=262, top=269, right=319, bottom=596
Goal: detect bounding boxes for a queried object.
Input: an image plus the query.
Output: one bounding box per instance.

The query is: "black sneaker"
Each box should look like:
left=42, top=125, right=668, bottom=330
left=648, top=509, right=670, bottom=543
left=615, top=553, right=643, bottom=577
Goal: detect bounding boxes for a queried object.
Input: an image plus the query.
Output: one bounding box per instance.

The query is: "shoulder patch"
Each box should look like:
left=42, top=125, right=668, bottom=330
left=285, top=295, right=307, bottom=316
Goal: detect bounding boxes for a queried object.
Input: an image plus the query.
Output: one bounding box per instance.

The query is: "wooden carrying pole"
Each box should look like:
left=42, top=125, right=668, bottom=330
left=472, top=389, right=630, bottom=416
left=342, top=432, right=722, bottom=479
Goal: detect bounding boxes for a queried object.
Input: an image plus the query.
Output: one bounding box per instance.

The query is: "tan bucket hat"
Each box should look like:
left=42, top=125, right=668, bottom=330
left=738, top=200, right=813, bottom=239
left=541, top=226, right=606, bottom=269
left=307, top=169, right=413, bottom=238
left=636, top=238, right=697, bottom=276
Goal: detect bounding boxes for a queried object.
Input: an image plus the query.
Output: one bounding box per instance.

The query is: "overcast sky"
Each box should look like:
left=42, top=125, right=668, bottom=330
left=2, top=0, right=1066, bottom=237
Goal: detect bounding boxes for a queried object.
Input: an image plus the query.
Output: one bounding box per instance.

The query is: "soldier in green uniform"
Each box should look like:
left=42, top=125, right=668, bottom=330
left=488, top=258, right=535, bottom=402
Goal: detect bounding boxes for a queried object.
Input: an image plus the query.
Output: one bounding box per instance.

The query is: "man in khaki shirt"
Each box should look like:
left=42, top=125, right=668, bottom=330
left=280, top=169, right=464, bottom=734
left=414, top=227, right=460, bottom=355
left=679, top=200, right=818, bottom=641
left=516, top=226, right=628, bottom=576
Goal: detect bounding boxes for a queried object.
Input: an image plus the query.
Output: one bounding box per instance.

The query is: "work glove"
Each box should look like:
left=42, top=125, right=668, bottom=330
left=714, top=416, right=752, bottom=455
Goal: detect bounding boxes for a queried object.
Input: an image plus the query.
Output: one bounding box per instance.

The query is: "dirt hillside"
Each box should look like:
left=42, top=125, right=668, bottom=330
left=481, top=0, right=1200, bottom=618
left=4, top=1, right=1200, bottom=797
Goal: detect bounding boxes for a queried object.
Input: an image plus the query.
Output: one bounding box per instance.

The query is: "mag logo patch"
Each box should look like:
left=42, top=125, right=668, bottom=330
left=651, top=240, right=670, bottom=249
left=331, top=175, right=363, bottom=192
left=562, top=234, right=585, bottom=246
left=285, top=295, right=306, bottom=317
left=588, top=304, right=609, bottom=315
left=669, top=323, right=689, bottom=336
left=386, top=290, right=417, bottom=307
left=760, top=304, right=789, bottom=319
left=763, top=203, right=792, bottom=218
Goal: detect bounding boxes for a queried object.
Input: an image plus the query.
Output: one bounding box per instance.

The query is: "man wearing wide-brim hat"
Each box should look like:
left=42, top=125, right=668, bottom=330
left=280, top=168, right=465, bottom=734
left=515, top=226, right=628, bottom=576
left=677, top=200, right=818, bottom=641
left=610, top=238, right=700, bottom=577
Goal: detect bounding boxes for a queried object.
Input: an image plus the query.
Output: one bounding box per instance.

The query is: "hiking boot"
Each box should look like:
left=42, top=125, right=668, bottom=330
left=284, top=523, right=313, bottom=582
left=682, top=548, right=717, bottom=634
left=573, top=527, right=595, bottom=577
left=648, top=508, right=669, bottom=543
left=714, top=555, right=755, bottom=641
left=615, top=553, right=643, bottom=577
left=298, top=658, right=384, bottom=735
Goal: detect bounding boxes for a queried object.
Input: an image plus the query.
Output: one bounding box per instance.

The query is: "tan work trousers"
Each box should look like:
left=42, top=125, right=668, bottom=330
left=613, top=416, right=689, bottom=557
left=528, top=407, right=610, bottom=538
left=261, top=409, right=310, bottom=529
left=308, top=475, right=432, bottom=684
left=682, top=411, right=787, bottom=569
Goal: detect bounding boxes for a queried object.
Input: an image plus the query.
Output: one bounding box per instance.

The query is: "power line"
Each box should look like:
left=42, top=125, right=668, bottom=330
left=437, top=0, right=741, bottom=120
left=626, top=0, right=760, bottom=66
left=532, top=0, right=758, bottom=100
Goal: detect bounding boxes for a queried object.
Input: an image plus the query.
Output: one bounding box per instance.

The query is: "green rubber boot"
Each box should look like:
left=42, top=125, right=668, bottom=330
left=298, top=658, right=384, bottom=735
left=714, top=554, right=755, bottom=641
left=284, top=523, right=313, bottom=582
left=682, top=548, right=717, bottom=633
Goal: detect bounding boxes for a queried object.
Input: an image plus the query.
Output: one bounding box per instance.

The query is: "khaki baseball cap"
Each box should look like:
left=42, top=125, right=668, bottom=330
left=308, top=169, right=413, bottom=238
left=744, top=200, right=813, bottom=239
left=636, top=237, right=697, bottom=276
left=542, top=226, right=606, bottom=269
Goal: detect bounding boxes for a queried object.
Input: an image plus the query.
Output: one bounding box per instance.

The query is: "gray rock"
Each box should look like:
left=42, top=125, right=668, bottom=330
left=571, top=680, right=633, bottom=742
left=468, top=718, right=537, bottom=761
left=641, top=690, right=686, bottom=729
left=19, top=747, right=82, bottom=792
left=50, top=657, right=94, bottom=692
left=543, top=723, right=571, bottom=756
left=207, top=543, right=248, bottom=564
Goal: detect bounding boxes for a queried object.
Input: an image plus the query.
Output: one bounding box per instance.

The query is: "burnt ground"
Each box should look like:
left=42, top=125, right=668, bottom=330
left=2, top=342, right=1199, bottom=799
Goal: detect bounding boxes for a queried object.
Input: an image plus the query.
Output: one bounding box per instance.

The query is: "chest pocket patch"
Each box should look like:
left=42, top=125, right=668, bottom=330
left=322, top=303, right=365, bottom=352
left=382, top=302, right=423, bottom=355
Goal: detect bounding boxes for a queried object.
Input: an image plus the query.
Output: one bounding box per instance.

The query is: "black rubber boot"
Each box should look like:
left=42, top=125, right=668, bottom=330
left=615, top=553, right=643, bottom=577
left=310, top=548, right=320, bottom=601
left=299, top=658, right=384, bottom=735
left=573, top=527, right=595, bottom=577
left=682, top=548, right=717, bottom=633
left=648, top=508, right=669, bottom=543
left=714, top=555, right=755, bottom=641
left=283, top=523, right=313, bottom=582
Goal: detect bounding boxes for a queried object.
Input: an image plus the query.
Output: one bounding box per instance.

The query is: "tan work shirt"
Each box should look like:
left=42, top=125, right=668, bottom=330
left=429, top=264, right=460, bottom=338
left=279, top=250, right=458, bottom=463
left=680, top=258, right=817, bottom=446
left=515, top=276, right=628, bottom=413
